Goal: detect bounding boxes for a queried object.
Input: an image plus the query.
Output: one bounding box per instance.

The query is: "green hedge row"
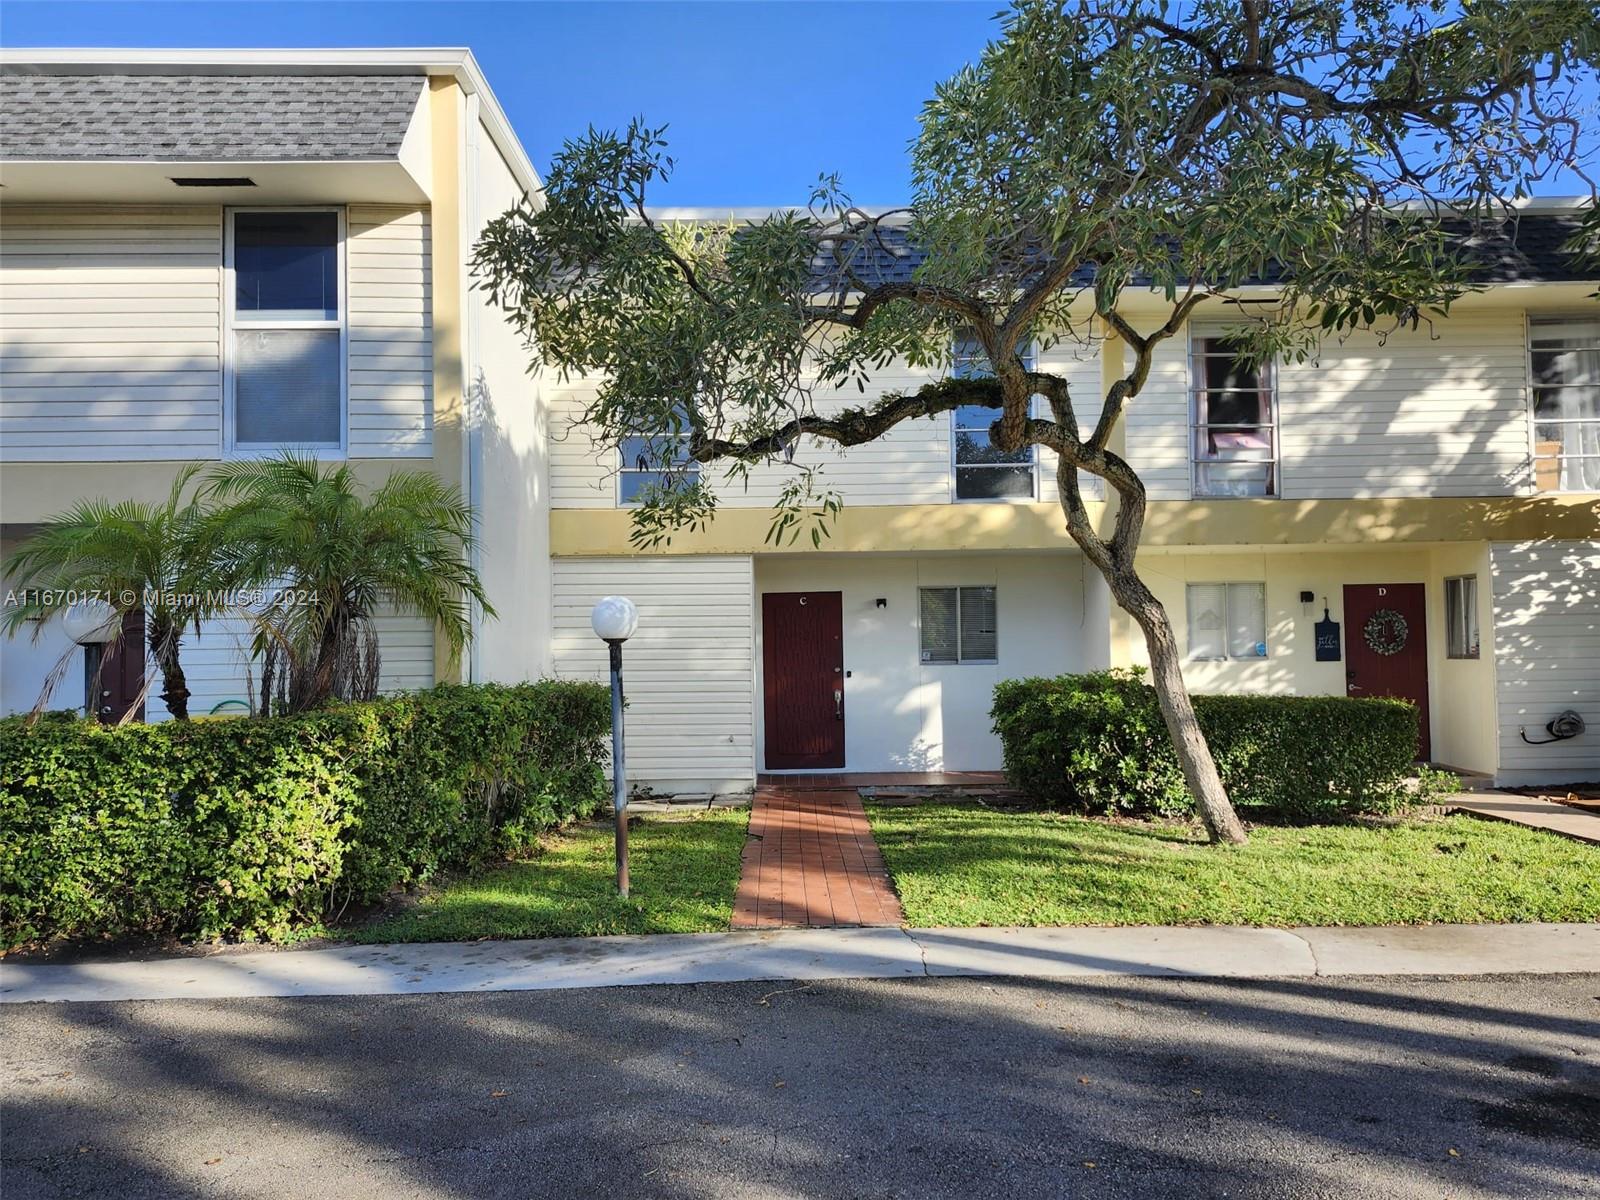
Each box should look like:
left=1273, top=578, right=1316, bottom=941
left=0, top=681, right=610, bottom=948
left=992, top=670, right=1428, bottom=821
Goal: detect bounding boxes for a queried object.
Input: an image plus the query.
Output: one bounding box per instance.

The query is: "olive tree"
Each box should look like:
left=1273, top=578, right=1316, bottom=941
left=475, top=0, right=1598, bottom=842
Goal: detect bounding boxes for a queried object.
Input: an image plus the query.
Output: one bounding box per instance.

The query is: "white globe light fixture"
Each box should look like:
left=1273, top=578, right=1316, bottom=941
left=591, top=595, right=639, bottom=896
left=590, top=595, right=639, bottom=643
left=62, top=599, right=119, bottom=645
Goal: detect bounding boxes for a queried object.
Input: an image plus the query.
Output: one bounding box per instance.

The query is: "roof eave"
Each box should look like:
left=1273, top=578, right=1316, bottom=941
left=0, top=46, right=541, bottom=199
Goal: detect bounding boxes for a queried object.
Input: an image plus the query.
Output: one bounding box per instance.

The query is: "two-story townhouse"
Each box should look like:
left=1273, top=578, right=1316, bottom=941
left=542, top=206, right=1600, bottom=792
left=0, top=49, right=552, bottom=719
left=2, top=50, right=1595, bottom=793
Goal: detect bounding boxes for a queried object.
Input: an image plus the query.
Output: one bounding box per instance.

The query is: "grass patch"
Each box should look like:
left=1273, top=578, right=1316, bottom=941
left=344, top=808, right=749, bottom=943
left=867, top=803, right=1600, bottom=928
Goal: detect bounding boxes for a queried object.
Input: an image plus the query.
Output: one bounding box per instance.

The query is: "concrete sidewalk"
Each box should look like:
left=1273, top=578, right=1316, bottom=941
left=1450, top=790, right=1600, bottom=844
left=4, top=922, right=1597, bottom=1005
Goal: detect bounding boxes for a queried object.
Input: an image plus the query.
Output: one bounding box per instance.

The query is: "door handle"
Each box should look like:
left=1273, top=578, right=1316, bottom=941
left=834, top=689, right=843, bottom=720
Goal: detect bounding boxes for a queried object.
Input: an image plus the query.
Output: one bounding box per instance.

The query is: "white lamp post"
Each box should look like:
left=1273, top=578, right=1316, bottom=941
left=591, top=595, right=639, bottom=897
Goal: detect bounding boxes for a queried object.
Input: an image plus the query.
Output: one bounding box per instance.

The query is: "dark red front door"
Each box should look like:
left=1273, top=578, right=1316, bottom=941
left=88, top=608, right=146, bottom=723
left=762, top=591, right=845, bottom=769
left=1343, top=583, right=1430, bottom=760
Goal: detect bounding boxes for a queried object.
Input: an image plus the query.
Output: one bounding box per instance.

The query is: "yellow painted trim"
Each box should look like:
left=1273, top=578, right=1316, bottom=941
left=428, top=75, right=465, bottom=684
left=0, top=461, right=412, bottom=525
left=550, top=495, right=1599, bottom=557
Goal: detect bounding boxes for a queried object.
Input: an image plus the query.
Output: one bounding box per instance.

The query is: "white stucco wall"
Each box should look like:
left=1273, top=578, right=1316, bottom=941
left=755, top=552, right=1098, bottom=773
left=1130, top=545, right=1504, bottom=774
left=466, top=113, right=549, bottom=683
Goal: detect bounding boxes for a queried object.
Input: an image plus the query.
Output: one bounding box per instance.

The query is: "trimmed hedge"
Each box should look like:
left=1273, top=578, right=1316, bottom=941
left=0, top=681, right=610, bottom=948
left=992, top=670, right=1427, bottom=821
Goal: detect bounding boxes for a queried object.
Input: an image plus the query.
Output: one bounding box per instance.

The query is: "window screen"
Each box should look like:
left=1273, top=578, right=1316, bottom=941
left=1186, top=583, right=1228, bottom=660
left=234, top=211, right=339, bottom=321
left=919, top=586, right=998, bottom=664
left=233, top=329, right=341, bottom=445
left=1445, top=575, right=1480, bottom=659
left=1186, top=582, right=1267, bottom=659
left=958, top=586, right=998, bottom=661
left=1226, top=582, right=1267, bottom=658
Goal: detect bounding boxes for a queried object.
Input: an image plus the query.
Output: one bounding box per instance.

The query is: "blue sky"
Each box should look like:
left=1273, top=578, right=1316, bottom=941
left=5, top=2, right=1593, bottom=203
left=2, top=1, right=1000, bottom=205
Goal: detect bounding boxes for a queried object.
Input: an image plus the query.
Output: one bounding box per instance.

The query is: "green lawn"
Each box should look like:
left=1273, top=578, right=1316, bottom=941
left=867, top=803, right=1600, bottom=928
left=345, top=808, right=749, bottom=943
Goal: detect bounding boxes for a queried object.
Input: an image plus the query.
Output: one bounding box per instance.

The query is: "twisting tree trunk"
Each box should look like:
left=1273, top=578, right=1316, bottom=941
left=1049, top=421, right=1248, bottom=845
left=1103, top=565, right=1248, bottom=845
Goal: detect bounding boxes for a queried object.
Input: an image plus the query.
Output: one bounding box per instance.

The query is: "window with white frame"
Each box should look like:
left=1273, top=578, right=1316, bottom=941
left=617, top=408, right=700, bottom=504
left=919, top=586, right=998, bottom=664
left=1444, top=575, right=1480, bottom=660
left=1190, top=332, right=1278, bottom=497
left=1185, top=582, right=1267, bottom=660
left=952, top=330, right=1037, bottom=501
left=1529, top=317, right=1600, bottom=492
left=226, top=209, right=345, bottom=451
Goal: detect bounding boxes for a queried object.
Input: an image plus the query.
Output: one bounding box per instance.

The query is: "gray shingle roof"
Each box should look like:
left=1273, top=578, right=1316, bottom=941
left=0, top=73, right=424, bottom=161
left=807, top=213, right=1594, bottom=290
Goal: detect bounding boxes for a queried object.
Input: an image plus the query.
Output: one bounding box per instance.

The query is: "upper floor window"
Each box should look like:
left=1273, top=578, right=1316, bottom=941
left=1529, top=317, right=1600, bottom=493
left=618, top=410, right=700, bottom=504
left=1190, top=332, right=1278, bottom=498
left=952, top=331, right=1037, bottom=501
left=226, top=209, right=345, bottom=452
left=1186, top=582, right=1267, bottom=660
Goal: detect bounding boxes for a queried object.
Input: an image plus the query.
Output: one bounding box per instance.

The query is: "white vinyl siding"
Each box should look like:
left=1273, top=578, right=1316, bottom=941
left=547, top=372, right=950, bottom=509
left=1132, top=313, right=1533, bottom=500
left=347, top=205, right=433, bottom=457
left=0, top=203, right=432, bottom=462
left=548, top=340, right=1102, bottom=509
left=0, top=205, right=223, bottom=461
left=1124, top=335, right=1194, bottom=500
left=1490, top=539, right=1600, bottom=782
left=136, top=609, right=435, bottom=721
left=1275, top=315, right=1532, bottom=498
left=551, top=555, right=756, bottom=789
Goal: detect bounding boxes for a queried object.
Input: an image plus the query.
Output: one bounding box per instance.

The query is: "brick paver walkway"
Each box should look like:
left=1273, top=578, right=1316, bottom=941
left=731, top=786, right=905, bottom=929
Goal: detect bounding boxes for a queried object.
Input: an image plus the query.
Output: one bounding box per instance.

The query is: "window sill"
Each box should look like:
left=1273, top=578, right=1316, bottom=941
left=226, top=446, right=347, bottom=461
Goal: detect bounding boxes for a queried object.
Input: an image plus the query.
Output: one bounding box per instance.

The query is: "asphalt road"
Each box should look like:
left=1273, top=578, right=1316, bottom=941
left=4, top=973, right=1598, bottom=1199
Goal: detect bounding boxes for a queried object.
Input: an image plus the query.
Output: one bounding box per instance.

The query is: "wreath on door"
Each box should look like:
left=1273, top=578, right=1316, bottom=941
left=1363, top=609, right=1409, bottom=656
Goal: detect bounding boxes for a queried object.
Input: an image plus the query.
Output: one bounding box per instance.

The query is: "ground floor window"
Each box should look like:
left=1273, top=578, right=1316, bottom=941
left=919, top=586, right=998, bottom=664
left=1445, top=575, right=1480, bottom=659
left=1186, top=582, right=1267, bottom=660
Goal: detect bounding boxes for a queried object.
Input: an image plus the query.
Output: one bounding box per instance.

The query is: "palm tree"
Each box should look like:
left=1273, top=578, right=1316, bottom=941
left=2, top=465, right=225, bottom=720
left=205, top=453, right=493, bottom=713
